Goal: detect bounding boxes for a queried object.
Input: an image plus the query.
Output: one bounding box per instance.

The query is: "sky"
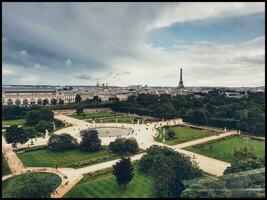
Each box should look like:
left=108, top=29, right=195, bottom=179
left=2, top=2, right=265, bottom=87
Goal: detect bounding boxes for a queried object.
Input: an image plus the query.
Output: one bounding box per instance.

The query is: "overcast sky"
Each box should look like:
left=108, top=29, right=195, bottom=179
left=2, top=2, right=265, bottom=87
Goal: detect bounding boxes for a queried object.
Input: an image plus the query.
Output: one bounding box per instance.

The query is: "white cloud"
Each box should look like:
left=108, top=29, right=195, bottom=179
left=2, top=3, right=265, bottom=87
left=2, top=68, right=14, bottom=75
left=149, top=2, right=265, bottom=30
left=20, top=50, right=28, bottom=57
left=65, top=59, right=72, bottom=66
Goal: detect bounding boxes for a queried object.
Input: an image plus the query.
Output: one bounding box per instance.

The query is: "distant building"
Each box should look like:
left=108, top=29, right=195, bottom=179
left=2, top=86, right=76, bottom=105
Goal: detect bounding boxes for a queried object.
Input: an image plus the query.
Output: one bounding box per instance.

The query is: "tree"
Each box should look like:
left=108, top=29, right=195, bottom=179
left=109, top=137, right=139, bottom=155
left=54, top=119, right=65, bottom=128
left=26, top=110, right=42, bottom=125
left=35, top=120, right=53, bottom=133
left=109, top=138, right=125, bottom=155
left=47, top=133, right=78, bottom=151
left=39, top=108, right=54, bottom=122
left=5, top=172, right=58, bottom=198
left=76, top=105, right=84, bottom=115
left=124, top=138, right=139, bottom=154
left=139, top=145, right=202, bottom=198
left=75, top=94, right=82, bottom=104
left=6, top=125, right=29, bottom=146
left=80, top=129, right=101, bottom=152
left=23, top=127, right=38, bottom=139
left=112, top=157, right=134, bottom=187
left=2, top=106, right=27, bottom=120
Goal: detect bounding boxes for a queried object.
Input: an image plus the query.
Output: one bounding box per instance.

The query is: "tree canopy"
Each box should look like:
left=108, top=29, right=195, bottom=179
left=80, top=129, right=101, bottom=152
left=47, top=133, right=78, bottom=151
left=112, top=157, right=134, bottom=187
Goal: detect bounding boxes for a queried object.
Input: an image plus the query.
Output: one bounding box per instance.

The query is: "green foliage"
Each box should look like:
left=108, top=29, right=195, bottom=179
left=2, top=172, right=61, bottom=198
left=80, top=129, right=102, bottom=152
left=26, top=110, right=41, bottom=125
left=47, top=133, right=78, bottom=151
left=139, top=145, right=202, bottom=198
left=35, top=120, right=53, bottom=133
left=166, top=130, right=176, bottom=140
left=76, top=105, right=84, bottom=115
left=25, top=108, right=54, bottom=125
left=181, top=169, right=265, bottom=198
left=112, top=157, right=134, bottom=187
left=23, top=127, right=38, bottom=139
left=223, top=148, right=265, bottom=174
left=109, top=137, right=139, bottom=155
left=6, top=125, right=29, bottom=145
left=54, top=119, right=65, bottom=128
left=185, top=136, right=265, bottom=164
left=2, top=106, right=27, bottom=120
left=110, top=91, right=265, bottom=136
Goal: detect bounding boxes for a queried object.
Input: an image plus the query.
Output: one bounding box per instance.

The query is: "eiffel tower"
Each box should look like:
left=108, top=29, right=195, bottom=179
left=178, top=68, right=185, bottom=89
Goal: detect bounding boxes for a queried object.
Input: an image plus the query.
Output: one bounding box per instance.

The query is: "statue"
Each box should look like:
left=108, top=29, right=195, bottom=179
left=224, top=127, right=227, bottom=132
left=53, top=122, right=56, bottom=131
left=45, top=129, right=49, bottom=137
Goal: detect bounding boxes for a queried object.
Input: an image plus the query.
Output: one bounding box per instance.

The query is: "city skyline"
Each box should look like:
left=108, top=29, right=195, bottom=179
left=2, top=2, right=265, bottom=87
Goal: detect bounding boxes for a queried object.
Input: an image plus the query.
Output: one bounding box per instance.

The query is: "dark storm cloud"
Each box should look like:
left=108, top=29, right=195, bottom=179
left=2, top=3, right=170, bottom=75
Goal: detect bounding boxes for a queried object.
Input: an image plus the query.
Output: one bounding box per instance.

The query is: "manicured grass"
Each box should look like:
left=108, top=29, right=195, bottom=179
left=155, top=126, right=218, bottom=145
left=2, top=119, right=26, bottom=126
left=2, top=172, right=61, bottom=198
left=2, top=154, right=11, bottom=176
left=16, top=148, right=119, bottom=168
left=64, top=168, right=155, bottom=198
left=184, top=136, right=265, bottom=164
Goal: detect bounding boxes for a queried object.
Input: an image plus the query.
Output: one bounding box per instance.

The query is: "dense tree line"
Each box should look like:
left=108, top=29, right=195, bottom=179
left=110, top=91, right=265, bottom=136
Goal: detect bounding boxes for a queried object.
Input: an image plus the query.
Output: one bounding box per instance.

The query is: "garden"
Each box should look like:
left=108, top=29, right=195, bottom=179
left=2, top=172, right=61, bottom=198
left=69, top=110, right=154, bottom=124
left=16, top=130, right=141, bottom=168
left=154, top=125, right=219, bottom=145
left=184, top=135, right=265, bottom=164
left=64, top=166, right=155, bottom=198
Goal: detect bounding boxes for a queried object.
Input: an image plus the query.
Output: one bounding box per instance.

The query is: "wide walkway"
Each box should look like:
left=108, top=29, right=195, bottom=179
left=2, top=113, right=238, bottom=198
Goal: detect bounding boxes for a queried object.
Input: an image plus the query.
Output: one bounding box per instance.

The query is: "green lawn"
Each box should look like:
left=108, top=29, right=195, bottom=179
left=2, top=119, right=26, bottom=126
left=2, top=154, right=11, bottom=176
left=16, top=148, right=119, bottom=168
left=2, top=172, right=61, bottom=198
left=64, top=168, right=155, bottom=198
left=184, top=136, right=265, bottom=164
left=155, top=126, right=218, bottom=145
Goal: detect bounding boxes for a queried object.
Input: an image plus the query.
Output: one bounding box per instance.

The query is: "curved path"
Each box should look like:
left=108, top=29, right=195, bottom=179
left=2, top=114, right=238, bottom=198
